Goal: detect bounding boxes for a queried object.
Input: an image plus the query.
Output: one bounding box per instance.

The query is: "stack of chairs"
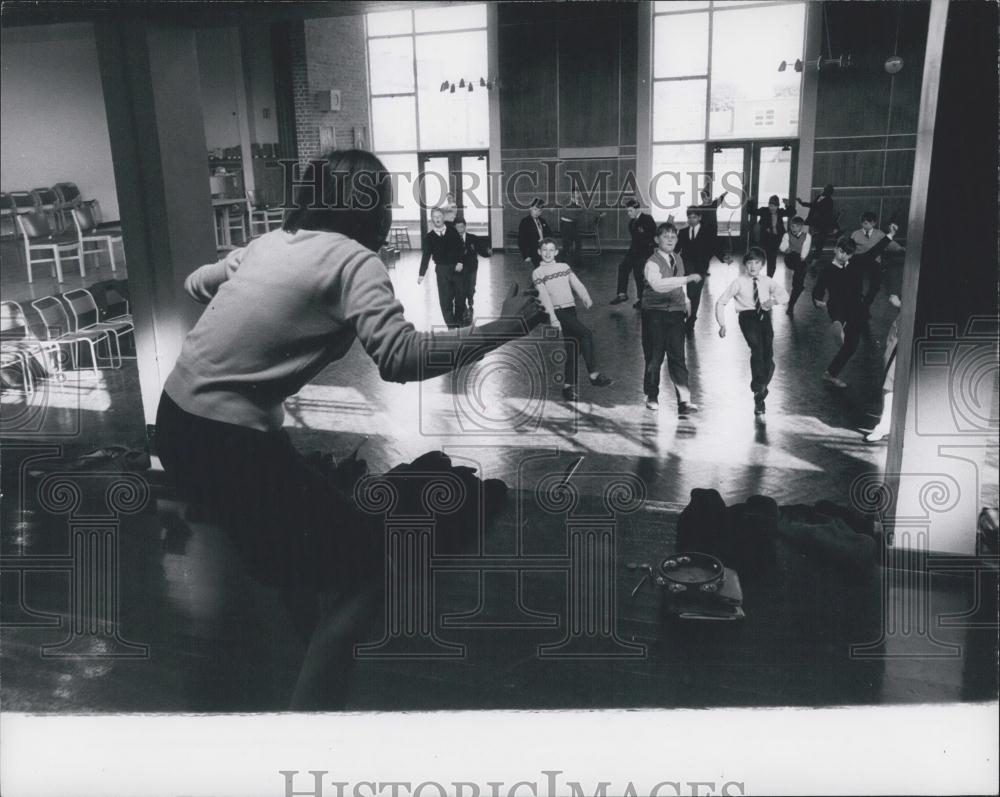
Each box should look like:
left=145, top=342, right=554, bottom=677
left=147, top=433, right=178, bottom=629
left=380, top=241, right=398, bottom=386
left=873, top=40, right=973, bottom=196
left=2, top=182, right=125, bottom=283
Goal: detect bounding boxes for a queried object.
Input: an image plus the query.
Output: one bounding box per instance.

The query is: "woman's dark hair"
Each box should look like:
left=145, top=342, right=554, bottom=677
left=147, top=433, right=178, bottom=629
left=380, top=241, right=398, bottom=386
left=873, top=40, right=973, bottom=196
left=283, top=149, right=392, bottom=252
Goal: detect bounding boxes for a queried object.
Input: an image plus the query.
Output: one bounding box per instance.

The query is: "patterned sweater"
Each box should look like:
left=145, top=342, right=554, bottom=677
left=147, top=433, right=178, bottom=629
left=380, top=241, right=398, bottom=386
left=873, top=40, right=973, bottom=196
left=532, top=262, right=592, bottom=324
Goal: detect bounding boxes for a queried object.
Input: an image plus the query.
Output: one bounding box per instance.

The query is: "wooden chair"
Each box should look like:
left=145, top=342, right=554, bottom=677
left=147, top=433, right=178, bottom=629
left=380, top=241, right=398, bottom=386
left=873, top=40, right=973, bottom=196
left=62, top=288, right=134, bottom=362
left=578, top=211, right=606, bottom=255
left=31, top=187, right=62, bottom=231
left=1, top=300, right=64, bottom=380
left=72, top=204, right=123, bottom=272
left=389, top=225, right=412, bottom=250
left=0, top=348, right=34, bottom=396
left=247, top=190, right=284, bottom=238
left=31, top=295, right=119, bottom=375
left=15, top=212, right=83, bottom=283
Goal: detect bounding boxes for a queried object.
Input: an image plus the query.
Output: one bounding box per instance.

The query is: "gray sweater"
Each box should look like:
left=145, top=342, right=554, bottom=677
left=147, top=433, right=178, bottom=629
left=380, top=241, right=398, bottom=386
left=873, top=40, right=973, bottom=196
left=165, top=230, right=441, bottom=432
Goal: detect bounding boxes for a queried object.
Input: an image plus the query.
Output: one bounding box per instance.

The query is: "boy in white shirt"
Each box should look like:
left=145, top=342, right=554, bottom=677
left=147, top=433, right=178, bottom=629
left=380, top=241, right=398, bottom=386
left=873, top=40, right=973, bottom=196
left=716, top=247, right=789, bottom=416
left=641, top=223, right=704, bottom=415
left=532, top=238, right=612, bottom=402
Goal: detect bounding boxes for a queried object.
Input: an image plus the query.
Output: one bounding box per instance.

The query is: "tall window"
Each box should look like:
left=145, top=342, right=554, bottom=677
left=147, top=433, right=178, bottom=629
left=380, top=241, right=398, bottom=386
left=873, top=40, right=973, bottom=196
left=366, top=4, right=489, bottom=221
left=651, top=1, right=805, bottom=211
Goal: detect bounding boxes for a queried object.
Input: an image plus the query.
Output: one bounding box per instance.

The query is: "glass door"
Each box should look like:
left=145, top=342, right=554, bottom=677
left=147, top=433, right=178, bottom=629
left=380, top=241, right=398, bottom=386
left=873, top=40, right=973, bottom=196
left=417, top=150, right=491, bottom=239
left=708, top=144, right=750, bottom=254
left=707, top=139, right=797, bottom=253
left=458, top=154, right=489, bottom=237
left=752, top=142, right=797, bottom=215
left=417, top=154, right=451, bottom=234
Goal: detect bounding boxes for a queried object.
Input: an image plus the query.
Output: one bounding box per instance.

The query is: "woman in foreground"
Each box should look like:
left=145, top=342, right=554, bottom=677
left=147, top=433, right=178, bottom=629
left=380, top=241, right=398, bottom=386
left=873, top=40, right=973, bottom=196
left=156, top=149, right=543, bottom=707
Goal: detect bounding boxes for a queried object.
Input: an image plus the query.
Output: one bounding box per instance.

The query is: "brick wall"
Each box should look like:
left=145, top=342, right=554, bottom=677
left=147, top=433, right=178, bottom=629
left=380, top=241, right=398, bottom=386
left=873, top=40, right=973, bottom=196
left=289, top=15, right=371, bottom=160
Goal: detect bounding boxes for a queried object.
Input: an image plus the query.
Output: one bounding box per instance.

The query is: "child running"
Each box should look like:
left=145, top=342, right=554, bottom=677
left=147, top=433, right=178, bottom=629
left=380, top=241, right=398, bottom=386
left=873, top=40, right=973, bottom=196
left=715, top=247, right=789, bottom=416
left=532, top=238, right=613, bottom=402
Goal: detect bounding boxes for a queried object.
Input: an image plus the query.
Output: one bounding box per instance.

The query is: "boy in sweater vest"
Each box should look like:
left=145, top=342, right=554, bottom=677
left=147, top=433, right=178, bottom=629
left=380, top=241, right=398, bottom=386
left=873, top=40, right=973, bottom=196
left=851, top=211, right=905, bottom=310
left=641, top=223, right=703, bottom=415
left=779, top=216, right=812, bottom=316
left=715, top=247, right=789, bottom=416
left=532, top=238, right=613, bottom=402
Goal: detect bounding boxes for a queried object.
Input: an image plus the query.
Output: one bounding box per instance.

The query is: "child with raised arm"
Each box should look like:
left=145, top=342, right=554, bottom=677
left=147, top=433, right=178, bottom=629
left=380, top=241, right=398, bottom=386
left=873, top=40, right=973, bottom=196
left=715, top=247, right=789, bottom=416
left=779, top=215, right=812, bottom=316
left=640, top=222, right=704, bottom=416
left=813, top=223, right=900, bottom=388
left=532, top=238, right=613, bottom=402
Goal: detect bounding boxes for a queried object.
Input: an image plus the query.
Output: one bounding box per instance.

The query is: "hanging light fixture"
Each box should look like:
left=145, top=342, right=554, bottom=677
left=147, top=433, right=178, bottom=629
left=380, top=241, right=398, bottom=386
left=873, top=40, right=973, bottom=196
left=777, top=6, right=851, bottom=72
left=439, top=75, right=500, bottom=93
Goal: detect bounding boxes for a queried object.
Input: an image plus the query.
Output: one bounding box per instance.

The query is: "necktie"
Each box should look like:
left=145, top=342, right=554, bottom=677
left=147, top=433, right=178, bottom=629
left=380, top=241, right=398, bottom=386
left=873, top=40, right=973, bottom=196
left=535, top=219, right=543, bottom=239
left=866, top=230, right=871, bottom=239
left=691, top=226, right=697, bottom=240
left=668, top=254, right=675, bottom=272
left=753, top=277, right=763, bottom=319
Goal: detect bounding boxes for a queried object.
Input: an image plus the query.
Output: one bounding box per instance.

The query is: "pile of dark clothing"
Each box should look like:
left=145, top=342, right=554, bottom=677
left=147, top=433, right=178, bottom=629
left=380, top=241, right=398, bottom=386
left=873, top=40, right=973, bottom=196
left=677, top=488, right=882, bottom=577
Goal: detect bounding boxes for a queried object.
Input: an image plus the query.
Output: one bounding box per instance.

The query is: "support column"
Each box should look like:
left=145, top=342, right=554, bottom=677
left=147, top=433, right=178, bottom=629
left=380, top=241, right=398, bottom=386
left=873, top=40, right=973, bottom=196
left=95, top=20, right=218, bottom=433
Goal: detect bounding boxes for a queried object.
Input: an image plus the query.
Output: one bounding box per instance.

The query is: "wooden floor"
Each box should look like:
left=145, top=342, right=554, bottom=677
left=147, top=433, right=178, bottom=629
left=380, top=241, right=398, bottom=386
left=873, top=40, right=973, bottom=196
left=1, top=246, right=997, bottom=712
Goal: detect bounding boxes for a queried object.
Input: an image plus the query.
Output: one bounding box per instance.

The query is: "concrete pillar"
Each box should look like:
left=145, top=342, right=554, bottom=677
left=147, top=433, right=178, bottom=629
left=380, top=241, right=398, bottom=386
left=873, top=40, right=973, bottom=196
left=95, top=20, right=218, bottom=434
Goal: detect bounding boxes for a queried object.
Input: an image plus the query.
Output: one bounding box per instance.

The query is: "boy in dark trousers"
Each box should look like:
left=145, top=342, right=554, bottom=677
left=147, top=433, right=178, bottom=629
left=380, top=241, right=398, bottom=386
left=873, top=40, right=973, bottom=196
left=752, top=195, right=792, bottom=278
left=850, top=211, right=906, bottom=310
left=454, top=217, right=491, bottom=325
left=813, top=223, right=899, bottom=388
left=796, top=184, right=837, bottom=259
left=715, top=247, right=789, bottom=416
left=640, top=222, right=704, bottom=415
left=779, top=215, right=812, bottom=315
left=611, top=198, right=657, bottom=308
left=518, top=198, right=551, bottom=268
left=677, top=206, right=717, bottom=336
left=418, top=207, right=465, bottom=328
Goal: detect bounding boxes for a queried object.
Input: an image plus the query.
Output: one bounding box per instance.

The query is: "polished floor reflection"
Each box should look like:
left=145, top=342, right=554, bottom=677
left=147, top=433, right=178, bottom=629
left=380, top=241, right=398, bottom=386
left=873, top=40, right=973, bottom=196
left=2, top=247, right=996, bottom=712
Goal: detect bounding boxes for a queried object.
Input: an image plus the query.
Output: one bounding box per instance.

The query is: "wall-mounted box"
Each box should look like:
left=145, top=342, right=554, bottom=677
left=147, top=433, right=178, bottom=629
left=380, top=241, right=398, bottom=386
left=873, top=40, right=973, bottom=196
left=316, top=90, right=341, bottom=112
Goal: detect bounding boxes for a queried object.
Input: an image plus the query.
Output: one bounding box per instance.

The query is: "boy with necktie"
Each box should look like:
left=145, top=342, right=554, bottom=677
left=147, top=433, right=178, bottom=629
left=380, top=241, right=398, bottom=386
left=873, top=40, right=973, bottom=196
left=715, top=247, right=789, bottom=416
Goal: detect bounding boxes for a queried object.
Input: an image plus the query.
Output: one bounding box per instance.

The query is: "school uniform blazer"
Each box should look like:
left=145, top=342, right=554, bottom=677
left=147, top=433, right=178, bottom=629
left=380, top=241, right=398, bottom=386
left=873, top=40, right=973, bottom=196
left=753, top=206, right=790, bottom=241
left=459, top=232, right=491, bottom=271
left=419, top=226, right=464, bottom=277
left=518, top=215, right=551, bottom=260
left=677, top=225, right=715, bottom=274
left=801, top=194, right=835, bottom=231
left=626, top=212, right=658, bottom=260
